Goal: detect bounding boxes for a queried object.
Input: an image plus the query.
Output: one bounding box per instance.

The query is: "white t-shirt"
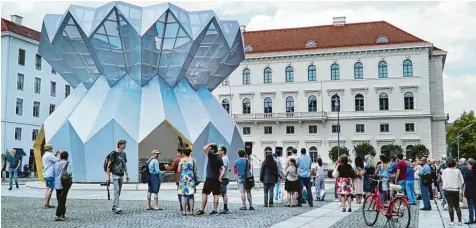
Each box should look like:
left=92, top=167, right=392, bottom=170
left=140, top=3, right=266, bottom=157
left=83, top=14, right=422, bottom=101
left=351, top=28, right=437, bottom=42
left=222, top=156, right=230, bottom=179
left=442, top=168, right=464, bottom=191
left=42, top=152, right=59, bottom=178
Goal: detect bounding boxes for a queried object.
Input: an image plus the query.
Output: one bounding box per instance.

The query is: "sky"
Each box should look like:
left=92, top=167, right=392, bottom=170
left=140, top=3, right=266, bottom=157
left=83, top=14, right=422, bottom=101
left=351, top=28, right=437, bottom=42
left=1, top=0, right=475, bottom=122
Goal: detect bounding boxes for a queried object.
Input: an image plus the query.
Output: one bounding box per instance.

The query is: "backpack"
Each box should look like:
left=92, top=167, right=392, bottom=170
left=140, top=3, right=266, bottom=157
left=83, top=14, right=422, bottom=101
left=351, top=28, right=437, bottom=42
left=61, top=162, right=73, bottom=190
left=103, top=151, right=116, bottom=172
left=140, top=160, right=153, bottom=184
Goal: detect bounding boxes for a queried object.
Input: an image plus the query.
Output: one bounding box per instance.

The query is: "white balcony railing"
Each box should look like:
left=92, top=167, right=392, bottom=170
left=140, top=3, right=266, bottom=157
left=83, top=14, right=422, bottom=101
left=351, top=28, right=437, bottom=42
left=232, top=111, right=327, bottom=122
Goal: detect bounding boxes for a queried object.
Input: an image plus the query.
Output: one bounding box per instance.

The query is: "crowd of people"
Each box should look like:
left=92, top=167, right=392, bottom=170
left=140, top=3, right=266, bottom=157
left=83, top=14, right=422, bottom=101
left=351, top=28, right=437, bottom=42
left=33, top=140, right=476, bottom=226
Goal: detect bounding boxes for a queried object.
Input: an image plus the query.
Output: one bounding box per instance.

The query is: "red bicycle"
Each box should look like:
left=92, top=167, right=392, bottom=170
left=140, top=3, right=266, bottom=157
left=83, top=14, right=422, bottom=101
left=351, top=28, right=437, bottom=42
left=362, top=178, right=411, bottom=228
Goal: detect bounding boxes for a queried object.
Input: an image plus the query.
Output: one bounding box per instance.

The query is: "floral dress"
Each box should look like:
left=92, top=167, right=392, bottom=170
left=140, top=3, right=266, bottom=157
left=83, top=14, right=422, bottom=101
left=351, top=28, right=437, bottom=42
left=177, top=159, right=196, bottom=196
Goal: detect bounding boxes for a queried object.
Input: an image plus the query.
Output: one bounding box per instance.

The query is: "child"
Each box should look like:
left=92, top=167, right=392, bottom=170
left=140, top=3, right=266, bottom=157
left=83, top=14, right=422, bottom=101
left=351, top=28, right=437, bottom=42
left=285, top=158, right=299, bottom=207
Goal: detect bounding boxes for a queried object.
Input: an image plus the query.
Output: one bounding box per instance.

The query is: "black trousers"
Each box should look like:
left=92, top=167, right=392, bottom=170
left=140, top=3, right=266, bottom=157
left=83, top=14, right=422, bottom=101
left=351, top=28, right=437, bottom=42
left=56, top=189, right=69, bottom=217
left=444, top=190, right=462, bottom=222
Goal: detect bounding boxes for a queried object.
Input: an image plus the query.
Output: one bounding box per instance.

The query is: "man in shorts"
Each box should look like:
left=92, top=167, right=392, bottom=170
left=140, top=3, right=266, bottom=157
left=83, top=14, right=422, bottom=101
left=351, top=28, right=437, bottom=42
left=42, top=144, right=59, bottom=208
left=218, top=146, right=230, bottom=214
left=195, top=143, right=224, bottom=216
left=234, top=149, right=254, bottom=210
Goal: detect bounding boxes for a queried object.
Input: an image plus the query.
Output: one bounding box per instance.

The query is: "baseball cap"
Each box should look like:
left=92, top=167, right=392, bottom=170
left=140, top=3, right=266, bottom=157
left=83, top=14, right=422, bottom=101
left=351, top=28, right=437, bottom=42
left=44, top=144, right=53, bottom=151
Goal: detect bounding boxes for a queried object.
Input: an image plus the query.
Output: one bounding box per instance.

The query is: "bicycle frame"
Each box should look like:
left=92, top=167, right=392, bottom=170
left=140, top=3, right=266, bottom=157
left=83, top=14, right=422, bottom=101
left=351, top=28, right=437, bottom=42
left=370, top=179, right=410, bottom=217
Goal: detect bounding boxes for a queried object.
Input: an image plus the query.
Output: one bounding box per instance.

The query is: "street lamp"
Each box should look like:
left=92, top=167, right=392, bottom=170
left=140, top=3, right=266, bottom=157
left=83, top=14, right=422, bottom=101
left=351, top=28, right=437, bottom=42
left=334, top=93, right=340, bottom=158
left=456, top=122, right=474, bottom=161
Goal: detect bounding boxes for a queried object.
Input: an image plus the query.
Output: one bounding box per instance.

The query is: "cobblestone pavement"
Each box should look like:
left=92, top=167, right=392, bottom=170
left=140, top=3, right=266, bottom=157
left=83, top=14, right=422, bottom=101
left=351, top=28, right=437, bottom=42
left=1, top=197, right=330, bottom=228
left=329, top=204, right=420, bottom=228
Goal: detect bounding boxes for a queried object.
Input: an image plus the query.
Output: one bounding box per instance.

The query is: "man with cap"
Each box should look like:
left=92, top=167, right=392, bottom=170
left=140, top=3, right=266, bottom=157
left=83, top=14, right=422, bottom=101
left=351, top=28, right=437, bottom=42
left=42, top=144, right=59, bottom=208
left=273, top=152, right=283, bottom=201
left=147, top=150, right=162, bottom=210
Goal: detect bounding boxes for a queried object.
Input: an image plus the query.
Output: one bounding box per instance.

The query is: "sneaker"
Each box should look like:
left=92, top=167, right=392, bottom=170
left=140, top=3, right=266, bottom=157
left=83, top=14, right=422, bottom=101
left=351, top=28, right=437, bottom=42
left=44, top=204, right=55, bottom=209
left=114, top=208, right=122, bottom=214
left=249, top=206, right=255, bottom=210
left=444, top=204, right=448, bottom=210
left=239, top=206, right=247, bottom=210
left=458, top=221, right=462, bottom=226
left=54, top=216, right=65, bottom=221
left=195, top=210, right=205, bottom=216
left=219, top=209, right=229, bottom=214
left=449, top=222, right=454, bottom=226
left=464, top=221, right=473, bottom=225
left=8, top=187, right=12, bottom=191
left=210, top=211, right=218, bottom=215
left=269, top=202, right=274, bottom=207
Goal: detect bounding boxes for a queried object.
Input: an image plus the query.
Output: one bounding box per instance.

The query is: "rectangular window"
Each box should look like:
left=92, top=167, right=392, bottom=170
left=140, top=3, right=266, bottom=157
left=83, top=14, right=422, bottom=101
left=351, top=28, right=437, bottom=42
left=16, top=98, right=23, bottom=115
left=14, top=127, right=22, bottom=140
left=34, top=77, right=41, bottom=94
left=49, top=104, right=56, bottom=115
left=243, top=127, right=251, bottom=135
left=51, top=68, right=56, bottom=74
left=264, top=126, right=273, bottom=135
left=65, top=85, right=71, bottom=98
left=356, top=124, right=365, bottom=133
left=332, top=124, right=340, bottom=133
left=286, top=126, right=295, bottom=134
left=405, top=123, right=415, bottom=132
left=309, top=125, right=317, bottom=134
left=33, top=101, right=40, bottom=117
left=32, top=129, right=39, bottom=141
left=18, top=49, right=25, bottom=66
left=380, top=123, right=390, bottom=133
left=35, top=54, right=42, bottom=70
left=222, top=77, right=229, bottom=86
left=17, top=73, right=24, bottom=90
left=50, top=81, right=56, bottom=97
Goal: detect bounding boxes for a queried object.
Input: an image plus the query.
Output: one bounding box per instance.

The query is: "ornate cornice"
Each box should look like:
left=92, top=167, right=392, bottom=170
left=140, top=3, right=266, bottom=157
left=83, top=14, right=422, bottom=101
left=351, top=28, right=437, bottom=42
left=260, top=91, right=276, bottom=99
left=217, top=93, right=233, bottom=99
left=304, top=140, right=322, bottom=147
left=304, top=90, right=321, bottom=97
left=399, top=85, right=418, bottom=93
left=239, top=92, right=255, bottom=99
left=281, top=90, right=299, bottom=98
left=350, top=87, right=369, bottom=95
left=327, top=89, right=345, bottom=96
left=374, top=86, right=394, bottom=94
left=260, top=140, right=277, bottom=146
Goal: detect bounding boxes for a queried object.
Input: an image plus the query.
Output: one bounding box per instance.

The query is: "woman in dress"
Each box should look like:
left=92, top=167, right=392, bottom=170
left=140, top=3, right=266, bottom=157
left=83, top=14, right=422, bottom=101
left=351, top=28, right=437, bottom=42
left=284, top=158, right=299, bottom=207
left=315, top=158, right=325, bottom=201
left=353, top=156, right=365, bottom=204
left=375, top=155, right=389, bottom=204
left=442, top=157, right=464, bottom=226
left=336, top=155, right=354, bottom=212
left=177, top=148, right=196, bottom=216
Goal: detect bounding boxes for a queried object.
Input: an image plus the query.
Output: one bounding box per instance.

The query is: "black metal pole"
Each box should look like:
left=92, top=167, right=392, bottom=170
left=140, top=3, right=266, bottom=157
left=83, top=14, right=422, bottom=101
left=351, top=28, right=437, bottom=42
left=337, top=109, right=340, bottom=158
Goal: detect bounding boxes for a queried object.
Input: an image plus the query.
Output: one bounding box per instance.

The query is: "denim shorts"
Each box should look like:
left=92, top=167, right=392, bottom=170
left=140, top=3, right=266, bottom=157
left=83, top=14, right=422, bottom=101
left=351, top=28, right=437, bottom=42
left=45, top=177, right=55, bottom=189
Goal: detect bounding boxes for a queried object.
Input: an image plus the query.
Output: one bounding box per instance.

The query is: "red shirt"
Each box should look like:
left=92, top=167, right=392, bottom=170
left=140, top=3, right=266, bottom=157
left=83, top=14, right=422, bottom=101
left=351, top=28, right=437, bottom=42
left=396, top=160, right=407, bottom=181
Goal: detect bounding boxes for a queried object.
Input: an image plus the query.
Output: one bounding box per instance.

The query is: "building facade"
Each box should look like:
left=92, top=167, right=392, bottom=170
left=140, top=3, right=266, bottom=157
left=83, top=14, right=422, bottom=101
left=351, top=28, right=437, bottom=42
left=213, top=18, right=447, bottom=165
left=1, top=16, right=69, bottom=166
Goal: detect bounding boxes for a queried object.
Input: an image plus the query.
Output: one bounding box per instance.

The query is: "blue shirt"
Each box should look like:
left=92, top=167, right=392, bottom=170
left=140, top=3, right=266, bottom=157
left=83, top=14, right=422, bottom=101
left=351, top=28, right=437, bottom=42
left=297, top=155, right=312, bottom=178
left=53, top=160, right=73, bottom=190
left=8, top=155, right=21, bottom=169
left=235, top=158, right=250, bottom=181
left=148, top=159, right=161, bottom=175
left=405, top=167, right=415, bottom=181
left=420, top=163, right=431, bottom=176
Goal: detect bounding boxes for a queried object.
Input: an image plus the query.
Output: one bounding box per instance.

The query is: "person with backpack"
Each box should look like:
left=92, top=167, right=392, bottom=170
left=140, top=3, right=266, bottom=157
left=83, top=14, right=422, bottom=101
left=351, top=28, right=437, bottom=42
left=52, top=151, right=73, bottom=221
left=146, top=150, right=162, bottom=210
left=234, top=149, right=254, bottom=210
left=105, top=140, right=129, bottom=214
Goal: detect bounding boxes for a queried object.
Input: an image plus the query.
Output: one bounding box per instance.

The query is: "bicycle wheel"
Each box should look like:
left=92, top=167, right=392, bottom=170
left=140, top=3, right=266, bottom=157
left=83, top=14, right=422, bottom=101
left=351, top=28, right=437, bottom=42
left=362, top=194, right=379, bottom=226
left=390, top=197, right=411, bottom=228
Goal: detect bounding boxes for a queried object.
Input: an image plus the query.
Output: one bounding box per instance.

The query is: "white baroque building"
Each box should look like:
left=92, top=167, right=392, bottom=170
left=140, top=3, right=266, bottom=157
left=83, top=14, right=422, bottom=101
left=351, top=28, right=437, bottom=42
left=1, top=16, right=69, bottom=166
left=213, top=17, right=448, bottom=165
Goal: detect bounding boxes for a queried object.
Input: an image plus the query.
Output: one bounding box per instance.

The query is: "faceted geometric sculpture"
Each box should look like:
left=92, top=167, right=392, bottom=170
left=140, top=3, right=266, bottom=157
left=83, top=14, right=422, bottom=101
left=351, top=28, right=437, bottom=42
left=35, top=2, right=245, bottom=182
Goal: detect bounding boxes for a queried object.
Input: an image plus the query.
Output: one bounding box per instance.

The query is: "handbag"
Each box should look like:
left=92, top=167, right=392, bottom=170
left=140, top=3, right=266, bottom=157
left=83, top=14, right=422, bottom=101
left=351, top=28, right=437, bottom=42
left=422, top=173, right=432, bottom=185
left=61, top=162, right=73, bottom=191
left=332, top=165, right=339, bottom=178
left=193, top=160, right=200, bottom=187
left=244, top=159, right=255, bottom=189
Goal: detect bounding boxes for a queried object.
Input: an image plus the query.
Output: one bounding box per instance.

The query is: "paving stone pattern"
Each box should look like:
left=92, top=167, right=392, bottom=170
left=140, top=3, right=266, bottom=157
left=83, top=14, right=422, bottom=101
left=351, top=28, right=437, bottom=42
left=1, top=197, right=330, bottom=228
left=329, top=204, right=420, bottom=228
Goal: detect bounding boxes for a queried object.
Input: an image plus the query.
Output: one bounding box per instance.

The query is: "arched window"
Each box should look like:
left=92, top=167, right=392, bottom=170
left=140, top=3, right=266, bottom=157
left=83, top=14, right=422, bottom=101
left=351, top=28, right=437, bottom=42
left=331, top=63, right=339, bottom=80
left=378, top=61, right=388, bottom=78
left=309, top=146, right=318, bottom=162
left=264, top=97, right=272, bottom=114
left=406, top=145, right=415, bottom=160
left=285, top=66, right=294, bottom=82
left=376, top=35, right=389, bottom=43
left=221, top=99, right=230, bottom=113
left=379, top=92, right=389, bottom=110
left=242, top=68, right=250, bottom=85
left=308, top=65, right=316, bottom=81
left=331, top=94, right=340, bottom=112
left=404, top=92, right=414, bottom=110
left=354, top=62, right=363, bottom=79
left=242, top=98, right=251, bottom=114
left=264, top=67, right=272, bottom=83
left=305, top=40, right=317, bottom=48
left=286, top=96, right=294, bottom=113
left=355, top=93, right=365, bottom=111
left=403, top=59, right=413, bottom=77
left=264, top=146, right=273, bottom=154
left=308, top=95, right=317, bottom=112
left=286, top=146, right=294, bottom=157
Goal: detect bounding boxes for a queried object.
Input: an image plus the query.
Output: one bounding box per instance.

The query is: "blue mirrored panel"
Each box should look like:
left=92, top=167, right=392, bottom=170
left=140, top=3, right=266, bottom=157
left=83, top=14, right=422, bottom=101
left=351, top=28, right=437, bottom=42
left=68, top=5, right=95, bottom=35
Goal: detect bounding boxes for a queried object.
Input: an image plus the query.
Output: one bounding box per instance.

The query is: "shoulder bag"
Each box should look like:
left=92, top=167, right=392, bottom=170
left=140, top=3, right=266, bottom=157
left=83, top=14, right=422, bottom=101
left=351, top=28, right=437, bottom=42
left=192, top=159, right=200, bottom=187
left=244, top=159, right=255, bottom=189
left=61, top=162, right=73, bottom=191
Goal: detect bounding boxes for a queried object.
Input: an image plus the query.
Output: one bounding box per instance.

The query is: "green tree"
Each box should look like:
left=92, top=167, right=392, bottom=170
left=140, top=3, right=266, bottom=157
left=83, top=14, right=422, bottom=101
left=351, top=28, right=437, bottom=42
left=328, top=146, right=349, bottom=163
left=446, top=111, right=476, bottom=159
left=409, top=144, right=429, bottom=161
left=353, top=142, right=376, bottom=157
left=380, top=144, right=403, bottom=159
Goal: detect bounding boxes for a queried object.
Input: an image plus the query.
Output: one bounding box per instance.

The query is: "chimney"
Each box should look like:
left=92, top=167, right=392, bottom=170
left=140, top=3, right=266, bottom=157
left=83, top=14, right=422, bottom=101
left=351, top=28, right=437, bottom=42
left=240, top=25, right=246, bottom=33
left=333, top=16, right=346, bottom=26
left=10, top=15, right=23, bottom=25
